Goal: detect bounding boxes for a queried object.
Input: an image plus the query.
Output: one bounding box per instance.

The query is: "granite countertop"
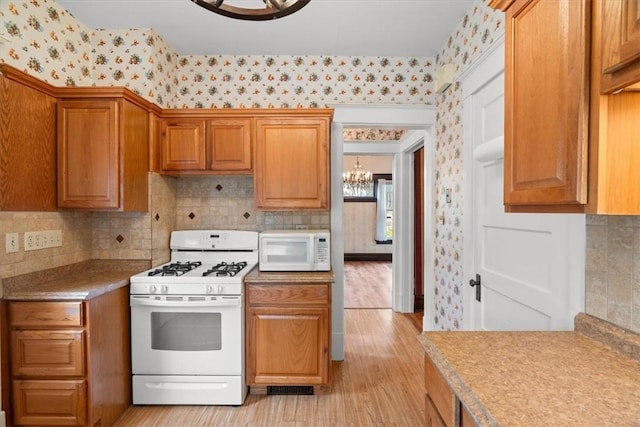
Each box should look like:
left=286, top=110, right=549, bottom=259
left=418, top=313, right=640, bottom=426
left=1, top=259, right=150, bottom=301
left=244, top=268, right=334, bottom=284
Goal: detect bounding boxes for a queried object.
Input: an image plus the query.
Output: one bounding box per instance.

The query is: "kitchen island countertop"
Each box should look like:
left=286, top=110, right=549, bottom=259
left=419, top=313, right=640, bottom=426
left=1, top=259, right=150, bottom=300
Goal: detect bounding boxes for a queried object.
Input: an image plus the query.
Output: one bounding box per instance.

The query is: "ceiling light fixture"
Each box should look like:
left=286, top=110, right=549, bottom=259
left=343, top=157, right=373, bottom=197
left=191, top=0, right=311, bottom=21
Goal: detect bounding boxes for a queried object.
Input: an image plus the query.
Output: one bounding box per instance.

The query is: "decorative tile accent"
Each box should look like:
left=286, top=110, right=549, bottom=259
left=116, top=235, right=124, bottom=243
left=155, top=213, right=160, bottom=221
left=243, top=212, right=251, bottom=219
left=188, top=212, right=196, bottom=220
left=216, top=184, right=223, bottom=191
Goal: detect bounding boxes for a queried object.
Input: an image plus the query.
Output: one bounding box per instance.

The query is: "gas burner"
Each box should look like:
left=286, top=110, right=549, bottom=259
left=148, top=261, right=202, bottom=277
left=202, top=261, right=248, bottom=277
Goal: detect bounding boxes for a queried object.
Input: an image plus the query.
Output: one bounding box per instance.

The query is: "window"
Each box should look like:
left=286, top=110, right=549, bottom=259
left=374, top=174, right=393, bottom=243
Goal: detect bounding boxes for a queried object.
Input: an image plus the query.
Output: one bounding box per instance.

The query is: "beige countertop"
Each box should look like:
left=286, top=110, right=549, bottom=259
left=245, top=268, right=334, bottom=283
left=1, top=259, right=150, bottom=300
left=418, top=313, right=640, bottom=426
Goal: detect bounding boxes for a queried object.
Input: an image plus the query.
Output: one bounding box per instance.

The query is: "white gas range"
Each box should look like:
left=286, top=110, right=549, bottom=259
left=129, top=230, right=258, bottom=406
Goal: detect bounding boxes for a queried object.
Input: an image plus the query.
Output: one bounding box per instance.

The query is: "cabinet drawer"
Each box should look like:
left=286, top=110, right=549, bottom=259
left=12, top=379, right=87, bottom=426
left=11, top=330, right=85, bottom=377
left=9, top=301, right=84, bottom=327
left=424, top=354, right=457, bottom=427
left=247, top=284, right=330, bottom=305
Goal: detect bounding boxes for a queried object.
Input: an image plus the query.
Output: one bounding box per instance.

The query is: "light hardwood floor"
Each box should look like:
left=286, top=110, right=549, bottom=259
left=344, top=261, right=392, bottom=309
left=113, top=309, right=425, bottom=426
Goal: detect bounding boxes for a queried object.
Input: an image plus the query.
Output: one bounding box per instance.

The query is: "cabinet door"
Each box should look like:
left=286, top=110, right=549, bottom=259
left=254, top=117, right=329, bottom=210
left=207, top=118, right=252, bottom=172
left=0, top=73, right=57, bottom=211
left=57, top=100, right=119, bottom=209
left=161, top=119, right=206, bottom=171
left=247, top=306, right=330, bottom=385
left=12, top=380, right=87, bottom=426
left=424, top=355, right=457, bottom=426
left=601, top=0, right=640, bottom=93
left=425, top=394, right=447, bottom=427
left=503, top=0, right=589, bottom=209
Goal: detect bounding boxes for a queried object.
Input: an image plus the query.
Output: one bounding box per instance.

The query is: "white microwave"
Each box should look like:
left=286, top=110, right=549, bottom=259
left=259, top=230, right=330, bottom=272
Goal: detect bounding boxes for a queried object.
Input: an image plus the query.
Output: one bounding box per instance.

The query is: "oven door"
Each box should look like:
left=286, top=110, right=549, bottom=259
left=130, top=295, right=243, bottom=376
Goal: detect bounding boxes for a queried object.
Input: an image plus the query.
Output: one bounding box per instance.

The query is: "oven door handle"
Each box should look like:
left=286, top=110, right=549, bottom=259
left=130, top=297, right=241, bottom=308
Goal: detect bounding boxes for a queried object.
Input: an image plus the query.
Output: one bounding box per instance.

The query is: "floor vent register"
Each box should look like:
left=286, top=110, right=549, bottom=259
left=267, top=386, right=314, bottom=395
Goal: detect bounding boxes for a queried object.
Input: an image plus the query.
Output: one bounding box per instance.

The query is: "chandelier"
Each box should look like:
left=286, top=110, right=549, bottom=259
left=343, top=157, right=373, bottom=197
left=191, top=0, right=311, bottom=21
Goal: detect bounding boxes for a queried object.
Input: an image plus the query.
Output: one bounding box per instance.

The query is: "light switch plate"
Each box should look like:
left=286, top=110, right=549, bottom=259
left=6, top=233, right=19, bottom=253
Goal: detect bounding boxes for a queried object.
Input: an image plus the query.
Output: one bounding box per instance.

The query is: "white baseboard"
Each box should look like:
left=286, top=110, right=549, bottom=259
left=0, top=410, right=6, bottom=427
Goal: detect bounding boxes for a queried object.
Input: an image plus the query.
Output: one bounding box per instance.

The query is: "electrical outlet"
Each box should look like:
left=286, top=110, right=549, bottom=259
left=51, top=229, right=62, bottom=247
left=24, top=232, right=38, bottom=251
left=24, top=230, right=62, bottom=251
left=5, top=233, right=19, bottom=253
left=42, top=230, right=62, bottom=248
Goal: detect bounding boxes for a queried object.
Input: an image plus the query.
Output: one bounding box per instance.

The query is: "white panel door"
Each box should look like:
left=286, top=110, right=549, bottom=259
left=462, top=41, right=585, bottom=331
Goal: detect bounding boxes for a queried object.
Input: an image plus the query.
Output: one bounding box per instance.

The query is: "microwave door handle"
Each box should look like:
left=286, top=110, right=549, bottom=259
left=130, top=297, right=240, bottom=308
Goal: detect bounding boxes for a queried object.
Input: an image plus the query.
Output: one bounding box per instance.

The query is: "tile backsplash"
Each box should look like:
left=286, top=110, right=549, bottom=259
left=586, top=215, right=640, bottom=333
left=175, top=176, right=330, bottom=231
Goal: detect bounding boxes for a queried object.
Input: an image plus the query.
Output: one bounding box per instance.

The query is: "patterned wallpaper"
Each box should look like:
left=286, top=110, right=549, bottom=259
left=92, top=29, right=179, bottom=108
left=1, top=0, right=93, bottom=85
left=432, top=3, right=504, bottom=330
left=171, top=54, right=435, bottom=108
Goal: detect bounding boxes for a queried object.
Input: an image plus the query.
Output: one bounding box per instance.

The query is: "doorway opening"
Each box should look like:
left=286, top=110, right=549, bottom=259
left=329, top=105, right=436, bottom=360
left=343, top=154, right=393, bottom=309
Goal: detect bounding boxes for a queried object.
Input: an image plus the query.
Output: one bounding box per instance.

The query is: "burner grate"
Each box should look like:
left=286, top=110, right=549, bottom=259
left=202, top=261, right=248, bottom=277
left=148, top=261, right=202, bottom=277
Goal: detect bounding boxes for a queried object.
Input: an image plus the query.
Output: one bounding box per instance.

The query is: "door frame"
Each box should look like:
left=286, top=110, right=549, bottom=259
left=330, top=105, right=435, bottom=360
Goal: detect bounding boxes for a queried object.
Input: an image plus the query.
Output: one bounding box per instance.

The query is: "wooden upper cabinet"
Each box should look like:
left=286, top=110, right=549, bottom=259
left=501, top=0, right=590, bottom=211
left=57, top=100, right=119, bottom=209
left=208, top=118, right=252, bottom=172
left=490, top=0, right=640, bottom=214
left=0, top=65, right=57, bottom=211
left=254, top=111, right=332, bottom=210
left=159, top=116, right=252, bottom=175
left=57, top=93, right=150, bottom=212
left=600, top=0, right=640, bottom=93
left=588, top=0, right=640, bottom=214
left=161, top=118, right=206, bottom=171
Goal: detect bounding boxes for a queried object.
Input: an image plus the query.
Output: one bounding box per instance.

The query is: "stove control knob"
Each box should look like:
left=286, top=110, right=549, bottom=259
left=217, top=285, right=224, bottom=294
left=149, top=285, right=157, bottom=294
left=205, top=285, right=213, bottom=294
left=161, top=285, right=169, bottom=294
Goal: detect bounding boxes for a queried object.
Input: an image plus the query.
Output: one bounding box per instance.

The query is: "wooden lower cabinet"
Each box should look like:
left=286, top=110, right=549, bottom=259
left=5, top=287, right=131, bottom=426
left=424, top=355, right=477, bottom=427
left=12, top=380, right=87, bottom=426
left=426, top=394, right=446, bottom=427
left=246, top=282, right=331, bottom=387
